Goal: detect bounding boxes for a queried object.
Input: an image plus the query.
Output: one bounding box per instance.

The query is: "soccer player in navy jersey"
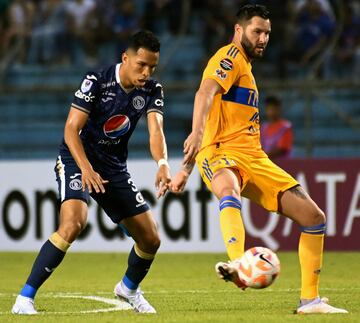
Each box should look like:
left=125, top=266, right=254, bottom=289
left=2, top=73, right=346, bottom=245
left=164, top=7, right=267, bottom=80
left=12, top=30, right=170, bottom=314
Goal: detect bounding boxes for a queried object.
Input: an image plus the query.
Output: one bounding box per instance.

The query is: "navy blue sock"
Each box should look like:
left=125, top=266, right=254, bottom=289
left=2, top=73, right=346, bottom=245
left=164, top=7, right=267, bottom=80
left=122, top=245, right=154, bottom=290
left=20, top=239, right=66, bottom=299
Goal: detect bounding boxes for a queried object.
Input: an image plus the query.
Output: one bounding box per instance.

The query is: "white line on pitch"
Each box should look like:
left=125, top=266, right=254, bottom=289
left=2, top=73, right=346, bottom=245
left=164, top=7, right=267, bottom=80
left=0, top=294, right=132, bottom=315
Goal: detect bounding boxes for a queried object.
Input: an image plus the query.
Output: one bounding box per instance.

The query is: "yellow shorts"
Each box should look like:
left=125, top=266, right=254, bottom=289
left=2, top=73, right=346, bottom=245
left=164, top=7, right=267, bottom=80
left=196, top=145, right=299, bottom=212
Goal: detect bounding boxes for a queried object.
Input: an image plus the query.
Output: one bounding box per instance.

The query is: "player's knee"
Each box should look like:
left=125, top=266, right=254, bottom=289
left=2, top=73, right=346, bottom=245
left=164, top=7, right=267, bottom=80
left=216, top=188, right=241, bottom=200
left=59, top=222, right=81, bottom=240
left=140, top=233, right=161, bottom=254
left=211, top=169, right=241, bottom=200
left=301, top=207, right=326, bottom=227
left=312, top=208, right=326, bottom=225
left=58, top=218, right=87, bottom=241
left=148, top=234, right=161, bottom=253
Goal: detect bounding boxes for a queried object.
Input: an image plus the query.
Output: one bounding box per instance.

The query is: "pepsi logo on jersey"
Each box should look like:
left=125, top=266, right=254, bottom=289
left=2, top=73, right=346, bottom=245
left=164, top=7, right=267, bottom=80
left=103, top=114, right=131, bottom=139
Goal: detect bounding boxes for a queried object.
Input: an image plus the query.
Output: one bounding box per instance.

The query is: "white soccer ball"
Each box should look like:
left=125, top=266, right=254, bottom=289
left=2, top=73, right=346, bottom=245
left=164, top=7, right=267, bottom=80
left=235, top=246, right=280, bottom=289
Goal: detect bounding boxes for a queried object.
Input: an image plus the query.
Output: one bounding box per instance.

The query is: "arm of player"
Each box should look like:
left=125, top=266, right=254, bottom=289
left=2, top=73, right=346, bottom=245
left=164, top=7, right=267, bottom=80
left=170, top=79, right=223, bottom=194
left=183, top=79, right=223, bottom=166
left=64, top=107, right=108, bottom=193
left=147, top=111, right=171, bottom=198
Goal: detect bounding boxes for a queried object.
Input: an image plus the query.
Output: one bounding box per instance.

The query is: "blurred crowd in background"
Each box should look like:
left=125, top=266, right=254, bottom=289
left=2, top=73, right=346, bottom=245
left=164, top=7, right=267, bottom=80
left=0, top=0, right=360, bottom=79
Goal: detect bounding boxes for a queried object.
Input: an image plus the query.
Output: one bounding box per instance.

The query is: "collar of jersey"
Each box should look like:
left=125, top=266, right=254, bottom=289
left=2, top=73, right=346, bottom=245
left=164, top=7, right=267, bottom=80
left=231, top=43, right=251, bottom=64
left=116, top=63, right=135, bottom=94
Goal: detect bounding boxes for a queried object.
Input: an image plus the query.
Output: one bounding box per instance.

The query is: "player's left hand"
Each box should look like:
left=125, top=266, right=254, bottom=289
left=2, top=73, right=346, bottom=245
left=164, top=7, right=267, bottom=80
left=155, top=165, right=171, bottom=198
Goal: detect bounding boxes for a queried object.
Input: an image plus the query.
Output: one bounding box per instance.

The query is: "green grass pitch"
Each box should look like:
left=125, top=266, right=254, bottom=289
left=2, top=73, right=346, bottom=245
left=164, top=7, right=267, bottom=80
left=0, top=252, right=359, bottom=322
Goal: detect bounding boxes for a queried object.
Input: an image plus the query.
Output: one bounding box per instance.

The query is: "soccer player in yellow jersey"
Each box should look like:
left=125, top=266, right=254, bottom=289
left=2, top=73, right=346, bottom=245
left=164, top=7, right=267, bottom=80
left=171, top=4, right=347, bottom=314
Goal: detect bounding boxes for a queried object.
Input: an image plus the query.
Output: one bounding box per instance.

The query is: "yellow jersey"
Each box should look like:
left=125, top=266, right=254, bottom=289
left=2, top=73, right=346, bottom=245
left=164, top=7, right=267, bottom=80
left=200, top=43, right=265, bottom=157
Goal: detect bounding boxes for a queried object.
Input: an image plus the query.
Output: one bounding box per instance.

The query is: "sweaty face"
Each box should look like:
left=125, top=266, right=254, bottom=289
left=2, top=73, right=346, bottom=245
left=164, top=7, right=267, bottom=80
left=122, top=48, right=159, bottom=88
left=241, top=17, right=271, bottom=59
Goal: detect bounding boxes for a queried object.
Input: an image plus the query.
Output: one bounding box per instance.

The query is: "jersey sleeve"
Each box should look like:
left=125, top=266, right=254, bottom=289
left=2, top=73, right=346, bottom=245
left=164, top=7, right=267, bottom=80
left=201, top=48, right=242, bottom=93
left=147, top=82, right=164, bottom=115
left=71, top=72, right=101, bottom=114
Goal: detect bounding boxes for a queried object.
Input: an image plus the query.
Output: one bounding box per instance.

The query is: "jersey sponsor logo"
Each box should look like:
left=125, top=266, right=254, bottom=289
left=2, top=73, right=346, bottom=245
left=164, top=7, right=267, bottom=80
left=81, top=79, right=93, bottom=92
left=127, top=178, right=146, bottom=207
left=75, top=90, right=95, bottom=102
left=104, top=81, right=116, bottom=88
left=214, top=68, right=227, bottom=80
left=104, top=92, right=116, bottom=97
left=132, top=96, right=145, bottom=110
left=103, top=114, right=131, bottom=139
left=101, top=81, right=116, bottom=89
left=69, top=178, right=82, bottom=191
left=135, top=192, right=146, bottom=207
left=220, top=58, right=233, bottom=71
left=86, top=74, right=97, bottom=80
left=155, top=99, right=164, bottom=107
left=101, top=97, right=113, bottom=103
left=98, top=138, right=121, bottom=146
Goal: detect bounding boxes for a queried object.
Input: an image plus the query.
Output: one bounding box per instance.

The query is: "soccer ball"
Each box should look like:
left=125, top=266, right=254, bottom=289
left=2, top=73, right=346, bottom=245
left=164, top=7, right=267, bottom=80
left=235, top=247, right=280, bottom=289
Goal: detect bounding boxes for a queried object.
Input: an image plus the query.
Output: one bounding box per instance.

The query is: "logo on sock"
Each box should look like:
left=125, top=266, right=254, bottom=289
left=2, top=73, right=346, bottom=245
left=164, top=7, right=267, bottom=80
left=44, top=267, right=55, bottom=273
left=227, top=237, right=238, bottom=244
left=314, top=268, right=321, bottom=275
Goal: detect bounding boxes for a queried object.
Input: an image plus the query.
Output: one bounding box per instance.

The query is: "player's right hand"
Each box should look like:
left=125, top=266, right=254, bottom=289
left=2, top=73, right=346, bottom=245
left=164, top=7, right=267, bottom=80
left=81, top=167, right=109, bottom=194
left=169, top=170, right=189, bottom=194
left=183, top=131, right=202, bottom=165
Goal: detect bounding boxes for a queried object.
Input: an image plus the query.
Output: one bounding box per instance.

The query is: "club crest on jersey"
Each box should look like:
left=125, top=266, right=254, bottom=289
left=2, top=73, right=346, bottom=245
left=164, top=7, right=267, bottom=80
left=214, top=68, right=227, bottom=80
left=132, top=96, right=145, bottom=110
left=220, top=58, right=233, bottom=71
left=103, top=114, right=131, bottom=139
left=81, top=79, right=93, bottom=93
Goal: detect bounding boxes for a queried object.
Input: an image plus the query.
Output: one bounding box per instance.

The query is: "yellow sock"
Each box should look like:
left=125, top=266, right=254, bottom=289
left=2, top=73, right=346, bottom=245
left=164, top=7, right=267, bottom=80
left=298, top=224, right=325, bottom=300
left=219, top=196, right=245, bottom=261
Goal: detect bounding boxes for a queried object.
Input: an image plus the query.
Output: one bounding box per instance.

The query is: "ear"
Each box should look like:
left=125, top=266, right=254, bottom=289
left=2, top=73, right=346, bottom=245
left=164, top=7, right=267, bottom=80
left=122, top=52, right=128, bottom=64
left=233, top=23, right=243, bottom=44
left=234, top=23, right=243, bottom=35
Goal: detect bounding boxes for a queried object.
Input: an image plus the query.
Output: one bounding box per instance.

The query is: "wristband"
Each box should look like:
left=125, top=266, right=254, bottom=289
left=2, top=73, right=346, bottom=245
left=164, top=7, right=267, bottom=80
left=157, top=158, right=169, bottom=168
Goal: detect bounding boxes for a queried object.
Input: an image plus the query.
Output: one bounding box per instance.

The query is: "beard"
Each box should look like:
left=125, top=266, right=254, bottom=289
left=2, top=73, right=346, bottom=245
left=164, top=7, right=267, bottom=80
left=241, top=34, right=266, bottom=59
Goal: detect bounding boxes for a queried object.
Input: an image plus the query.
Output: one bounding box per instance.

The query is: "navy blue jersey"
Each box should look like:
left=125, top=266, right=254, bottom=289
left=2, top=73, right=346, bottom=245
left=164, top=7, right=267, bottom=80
left=59, top=64, right=164, bottom=177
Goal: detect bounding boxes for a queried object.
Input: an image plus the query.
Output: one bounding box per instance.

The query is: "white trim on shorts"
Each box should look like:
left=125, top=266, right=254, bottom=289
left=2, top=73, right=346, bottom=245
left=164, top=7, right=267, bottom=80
left=57, top=155, right=66, bottom=202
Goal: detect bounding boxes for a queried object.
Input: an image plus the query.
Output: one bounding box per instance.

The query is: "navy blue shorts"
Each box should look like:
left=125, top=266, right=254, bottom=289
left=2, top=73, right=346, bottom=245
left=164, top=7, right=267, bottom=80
left=55, top=155, right=150, bottom=224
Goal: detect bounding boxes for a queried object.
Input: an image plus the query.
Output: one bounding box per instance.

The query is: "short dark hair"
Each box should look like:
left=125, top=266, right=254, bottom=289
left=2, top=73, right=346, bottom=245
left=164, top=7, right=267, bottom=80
left=265, top=95, right=281, bottom=107
left=127, top=30, right=160, bottom=53
left=236, top=4, right=270, bottom=22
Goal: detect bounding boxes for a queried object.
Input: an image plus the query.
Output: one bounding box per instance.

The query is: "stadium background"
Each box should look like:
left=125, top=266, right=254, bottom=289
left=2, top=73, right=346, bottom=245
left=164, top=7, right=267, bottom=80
left=1, top=0, right=359, bottom=252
